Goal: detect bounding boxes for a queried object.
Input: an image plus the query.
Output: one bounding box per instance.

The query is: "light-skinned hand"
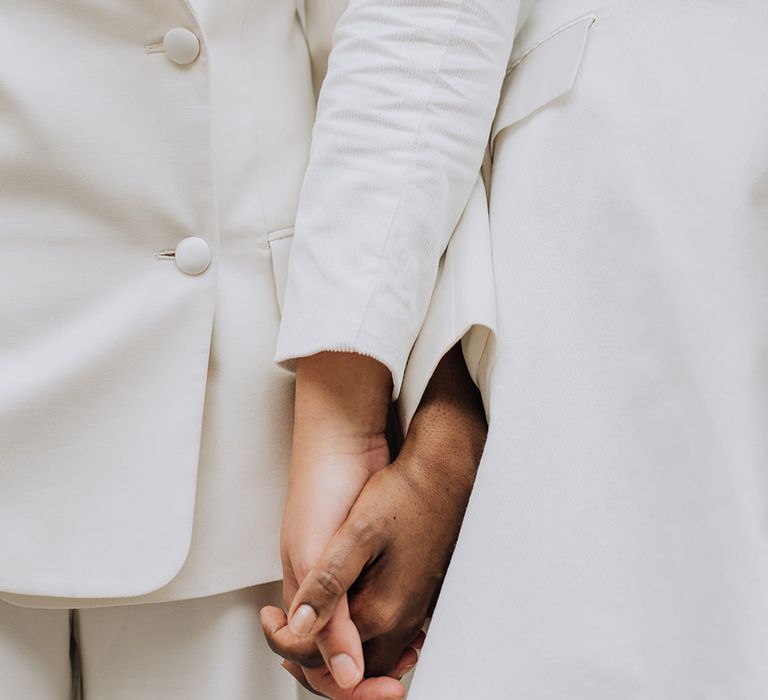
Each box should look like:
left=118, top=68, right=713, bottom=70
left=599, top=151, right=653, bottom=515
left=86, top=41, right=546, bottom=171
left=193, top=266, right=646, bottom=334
left=263, top=345, right=487, bottom=698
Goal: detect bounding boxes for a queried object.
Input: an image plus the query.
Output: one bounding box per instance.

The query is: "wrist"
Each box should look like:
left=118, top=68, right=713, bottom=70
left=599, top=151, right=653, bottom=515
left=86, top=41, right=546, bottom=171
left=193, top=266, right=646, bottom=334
left=294, top=351, right=392, bottom=437
left=290, top=352, right=393, bottom=482
left=397, top=408, right=484, bottom=493
left=393, top=344, right=487, bottom=491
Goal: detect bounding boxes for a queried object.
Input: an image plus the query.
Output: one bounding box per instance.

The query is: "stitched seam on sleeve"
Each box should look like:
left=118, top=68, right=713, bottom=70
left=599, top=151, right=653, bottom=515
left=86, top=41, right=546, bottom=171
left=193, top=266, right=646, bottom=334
left=350, top=0, right=468, bottom=355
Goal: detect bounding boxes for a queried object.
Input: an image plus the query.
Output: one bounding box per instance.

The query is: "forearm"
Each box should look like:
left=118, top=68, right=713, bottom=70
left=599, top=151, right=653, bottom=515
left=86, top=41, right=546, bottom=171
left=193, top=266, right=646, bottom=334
left=270, top=345, right=488, bottom=685
left=398, top=343, right=487, bottom=488
left=292, top=351, right=392, bottom=453
left=283, top=352, right=393, bottom=572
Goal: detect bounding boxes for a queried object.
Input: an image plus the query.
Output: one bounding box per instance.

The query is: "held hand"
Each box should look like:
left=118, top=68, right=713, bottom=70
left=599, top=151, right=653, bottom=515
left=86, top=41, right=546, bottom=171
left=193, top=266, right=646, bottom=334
left=261, top=603, right=418, bottom=700
left=272, top=351, right=404, bottom=697
left=264, top=345, right=487, bottom=693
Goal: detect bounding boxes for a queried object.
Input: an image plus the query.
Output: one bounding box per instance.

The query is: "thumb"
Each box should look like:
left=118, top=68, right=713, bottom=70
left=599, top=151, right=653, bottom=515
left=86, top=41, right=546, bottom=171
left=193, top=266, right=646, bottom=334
left=316, top=596, right=364, bottom=690
left=287, top=518, right=379, bottom=639
left=301, top=600, right=406, bottom=699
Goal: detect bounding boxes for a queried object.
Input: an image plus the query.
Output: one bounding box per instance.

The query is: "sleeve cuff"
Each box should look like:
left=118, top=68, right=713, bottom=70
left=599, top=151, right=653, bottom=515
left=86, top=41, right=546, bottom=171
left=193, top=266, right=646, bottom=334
left=274, top=322, right=407, bottom=401
left=274, top=175, right=497, bottom=428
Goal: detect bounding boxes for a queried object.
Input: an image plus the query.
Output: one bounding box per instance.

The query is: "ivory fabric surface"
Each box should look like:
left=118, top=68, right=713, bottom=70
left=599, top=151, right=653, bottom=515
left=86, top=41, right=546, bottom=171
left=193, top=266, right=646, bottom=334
left=0, top=583, right=313, bottom=700
left=0, top=0, right=451, bottom=607
left=413, top=3, right=768, bottom=697
left=279, top=1, right=768, bottom=697
left=292, top=0, right=504, bottom=429
left=0, top=0, right=311, bottom=603
left=276, top=0, right=521, bottom=396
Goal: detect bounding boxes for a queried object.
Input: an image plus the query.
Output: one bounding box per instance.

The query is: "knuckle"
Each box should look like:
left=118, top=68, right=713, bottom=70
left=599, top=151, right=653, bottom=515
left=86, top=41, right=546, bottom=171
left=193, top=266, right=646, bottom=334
left=349, top=516, right=376, bottom=545
left=371, top=602, right=402, bottom=635
left=314, top=566, right=346, bottom=600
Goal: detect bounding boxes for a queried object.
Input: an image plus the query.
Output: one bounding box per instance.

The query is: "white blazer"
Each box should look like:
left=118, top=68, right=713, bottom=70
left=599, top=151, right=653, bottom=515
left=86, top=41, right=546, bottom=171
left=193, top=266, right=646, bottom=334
left=0, top=0, right=485, bottom=607
left=279, top=1, right=768, bottom=696
left=410, top=2, right=768, bottom=697
left=0, top=0, right=316, bottom=604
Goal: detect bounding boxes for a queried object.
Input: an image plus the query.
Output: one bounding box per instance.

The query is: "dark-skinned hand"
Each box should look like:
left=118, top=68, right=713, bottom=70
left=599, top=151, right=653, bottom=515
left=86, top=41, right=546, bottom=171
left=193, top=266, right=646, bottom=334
left=261, top=343, right=487, bottom=698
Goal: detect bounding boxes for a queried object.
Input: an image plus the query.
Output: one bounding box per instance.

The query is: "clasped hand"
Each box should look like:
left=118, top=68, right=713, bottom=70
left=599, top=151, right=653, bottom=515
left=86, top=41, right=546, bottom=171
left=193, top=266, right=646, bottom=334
left=261, top=347, right=486, bottom=699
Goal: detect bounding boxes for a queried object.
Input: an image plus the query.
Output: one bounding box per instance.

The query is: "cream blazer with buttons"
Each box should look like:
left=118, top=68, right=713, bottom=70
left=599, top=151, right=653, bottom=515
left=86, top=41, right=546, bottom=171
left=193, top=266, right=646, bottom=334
left=0, top=0, right=489, bottom=607
left=0, top=0, right=316, bottom=605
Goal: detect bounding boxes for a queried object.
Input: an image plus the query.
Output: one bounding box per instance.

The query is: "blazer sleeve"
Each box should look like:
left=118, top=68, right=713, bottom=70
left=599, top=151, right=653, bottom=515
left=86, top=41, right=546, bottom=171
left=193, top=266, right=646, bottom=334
left=275, top=0, right=520, bottom=397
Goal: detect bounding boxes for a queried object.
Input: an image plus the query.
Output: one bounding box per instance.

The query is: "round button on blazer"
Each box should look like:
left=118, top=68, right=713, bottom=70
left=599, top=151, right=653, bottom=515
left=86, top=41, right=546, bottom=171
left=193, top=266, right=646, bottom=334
left=0, top=0, right=480, bottom=608
left=0, top=0, right=315, bottom=604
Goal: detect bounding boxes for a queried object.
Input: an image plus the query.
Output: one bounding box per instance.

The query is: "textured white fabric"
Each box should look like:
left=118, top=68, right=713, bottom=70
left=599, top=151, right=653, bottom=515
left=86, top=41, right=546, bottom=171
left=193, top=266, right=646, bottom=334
left=292, top=0, right=504, bottom=429
left=405, top=2, right=768, bottom=698
left=0, top=0, right=450, bottom=607
left=275, top=0, right=521, bottom=396
left=279, top=0, right=768, bottom=696
left=0, top=584, right=313, bottom=700
left=0, top=601, right=71, bottom=700
left=75, top=584, right=313, bottom=700
left=0, top=0, right=311, bottom=602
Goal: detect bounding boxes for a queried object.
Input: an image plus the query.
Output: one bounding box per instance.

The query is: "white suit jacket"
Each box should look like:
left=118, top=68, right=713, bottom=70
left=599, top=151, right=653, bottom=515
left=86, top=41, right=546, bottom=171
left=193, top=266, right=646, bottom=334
left=281, top=2, right=768, bottom=697
left=0, top=0, right=317, bottom=604
left=0, top=0, right=501, bottom=607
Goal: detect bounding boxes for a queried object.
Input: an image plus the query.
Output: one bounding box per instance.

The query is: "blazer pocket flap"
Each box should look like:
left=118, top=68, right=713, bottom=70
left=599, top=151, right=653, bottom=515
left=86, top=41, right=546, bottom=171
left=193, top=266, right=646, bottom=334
left=268, top=228, right=294, bottom=312
left=491, top=14, right=595, bottom=151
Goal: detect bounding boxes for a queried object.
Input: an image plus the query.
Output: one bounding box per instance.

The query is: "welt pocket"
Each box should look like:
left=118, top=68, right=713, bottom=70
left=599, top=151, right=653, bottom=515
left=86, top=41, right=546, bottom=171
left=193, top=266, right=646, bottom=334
left=491, top=14, right=596, bottom=153
left=267, top=227, right=294, bottom=313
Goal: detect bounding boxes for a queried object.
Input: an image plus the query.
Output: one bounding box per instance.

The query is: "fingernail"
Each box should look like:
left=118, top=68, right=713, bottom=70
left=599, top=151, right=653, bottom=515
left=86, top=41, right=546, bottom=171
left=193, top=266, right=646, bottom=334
left=329, top=653, right=361, bottom=689
left=288, top=604, right=317, bottom=636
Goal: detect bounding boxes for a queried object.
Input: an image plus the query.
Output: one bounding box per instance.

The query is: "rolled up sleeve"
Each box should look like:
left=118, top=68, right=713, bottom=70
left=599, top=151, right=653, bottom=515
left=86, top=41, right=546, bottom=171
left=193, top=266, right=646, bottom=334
left=275, top=0, right=519, bottom=397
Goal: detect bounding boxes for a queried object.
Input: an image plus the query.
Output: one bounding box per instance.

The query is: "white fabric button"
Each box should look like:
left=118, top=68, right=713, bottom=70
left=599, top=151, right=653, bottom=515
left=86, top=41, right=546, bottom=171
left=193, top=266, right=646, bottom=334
left=163, top=28, right=200, bottom=65
left=174, top=237, right=211, bottom=275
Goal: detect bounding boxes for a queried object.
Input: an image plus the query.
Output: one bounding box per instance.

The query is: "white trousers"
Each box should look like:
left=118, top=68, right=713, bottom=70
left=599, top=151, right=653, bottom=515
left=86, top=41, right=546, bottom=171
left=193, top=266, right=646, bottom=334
left=0, top=582, right=314, bottom=700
